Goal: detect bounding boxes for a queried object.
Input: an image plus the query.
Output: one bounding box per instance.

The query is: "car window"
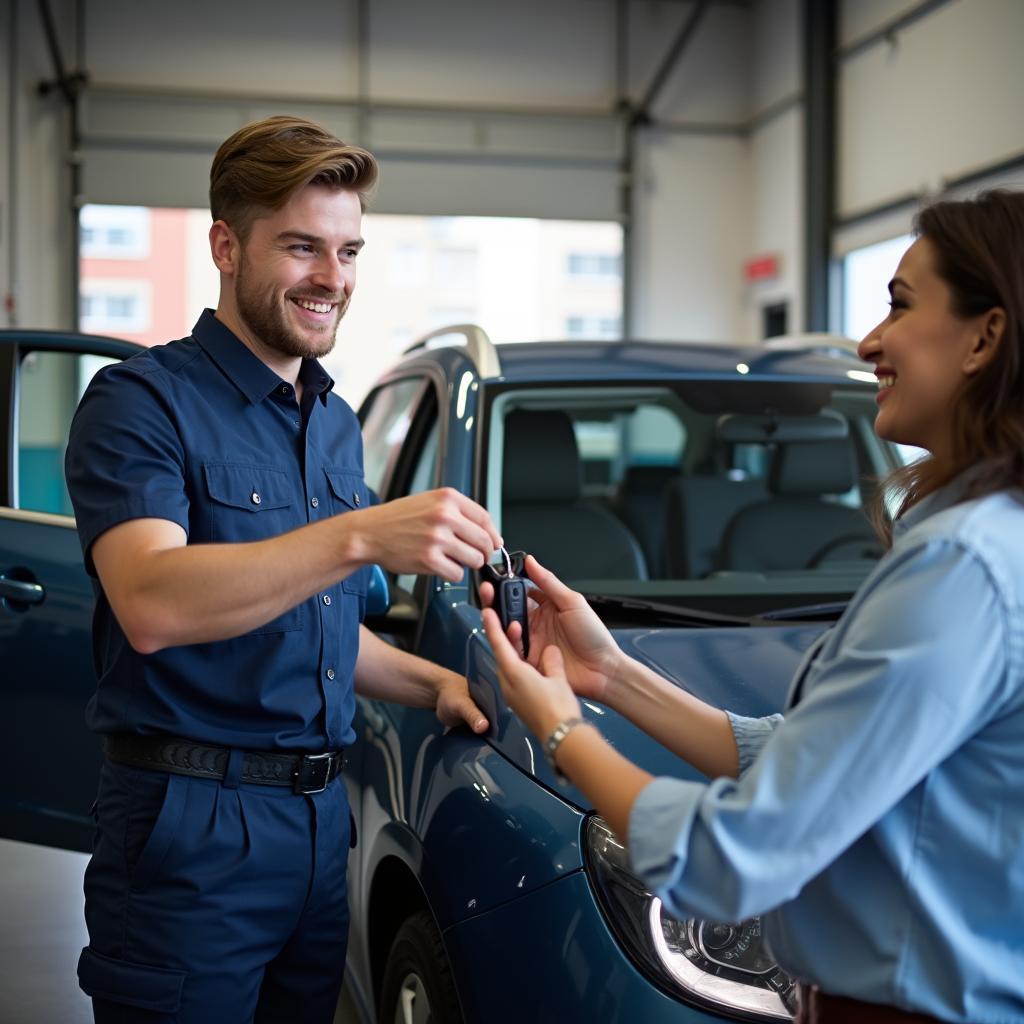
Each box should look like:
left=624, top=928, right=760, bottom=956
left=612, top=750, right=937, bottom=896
left=487, top=382, right=893, bottom=617
left=394, top=417, right=439, bottom=595
left=17, top=350, right=117, bottom=516
left=360, top=377, right=425, bottom=496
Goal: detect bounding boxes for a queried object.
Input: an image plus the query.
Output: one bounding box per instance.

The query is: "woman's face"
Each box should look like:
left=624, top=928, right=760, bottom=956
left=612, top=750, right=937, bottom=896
left=857, top=237, right=991, bottom=458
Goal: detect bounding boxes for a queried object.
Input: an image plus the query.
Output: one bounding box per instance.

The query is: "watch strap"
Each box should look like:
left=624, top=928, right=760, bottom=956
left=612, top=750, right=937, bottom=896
left=543, top=716, right=589, bottom=781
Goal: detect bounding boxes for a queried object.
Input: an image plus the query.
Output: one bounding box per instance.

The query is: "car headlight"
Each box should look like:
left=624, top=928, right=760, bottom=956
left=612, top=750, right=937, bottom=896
left=584, top=815, right=797, bottom=1020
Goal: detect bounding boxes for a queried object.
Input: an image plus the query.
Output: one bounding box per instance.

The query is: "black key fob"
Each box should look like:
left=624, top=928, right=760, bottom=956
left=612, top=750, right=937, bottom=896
left=480, top=548, right=530, bottom=659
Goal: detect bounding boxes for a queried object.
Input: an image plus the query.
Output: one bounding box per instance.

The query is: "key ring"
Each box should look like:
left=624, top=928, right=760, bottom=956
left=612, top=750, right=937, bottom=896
left=499, top=545, right=514, bottom=578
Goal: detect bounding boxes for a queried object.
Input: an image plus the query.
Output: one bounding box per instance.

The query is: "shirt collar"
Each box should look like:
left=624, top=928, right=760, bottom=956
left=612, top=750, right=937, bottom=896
left=893, top=464, right=984, bottom=538
left=192, top=309, right=335, bottom=406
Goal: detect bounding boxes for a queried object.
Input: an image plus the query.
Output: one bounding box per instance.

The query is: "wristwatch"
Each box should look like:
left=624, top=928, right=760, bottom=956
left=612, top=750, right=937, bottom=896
left=543, top=716, right=589, bottom=783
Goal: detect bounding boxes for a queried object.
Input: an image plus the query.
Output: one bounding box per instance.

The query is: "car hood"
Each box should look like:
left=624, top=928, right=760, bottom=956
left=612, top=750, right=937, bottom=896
left=468, top=621, right=826, bottom=809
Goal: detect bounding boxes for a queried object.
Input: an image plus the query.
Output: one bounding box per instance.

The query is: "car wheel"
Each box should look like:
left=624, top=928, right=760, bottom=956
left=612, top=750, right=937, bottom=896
left=379, top=909, right=463, bottom=1024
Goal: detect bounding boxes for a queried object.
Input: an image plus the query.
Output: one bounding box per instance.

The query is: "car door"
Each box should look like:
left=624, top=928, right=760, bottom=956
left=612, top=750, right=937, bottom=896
left=0, top=331, right=140, bottom=851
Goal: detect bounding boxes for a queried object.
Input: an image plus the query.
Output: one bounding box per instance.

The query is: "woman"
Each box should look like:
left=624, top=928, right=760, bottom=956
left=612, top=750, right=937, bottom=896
left=482, top=190, right=1024, bottom=1023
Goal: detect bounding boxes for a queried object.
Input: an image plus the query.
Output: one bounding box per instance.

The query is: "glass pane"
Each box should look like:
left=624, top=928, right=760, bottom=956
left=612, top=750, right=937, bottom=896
left=80, top=206, right=623, bottom=408
left=842, top=234, right=913, bottom=341
left=18, top=351, right=117, bottom=516
left=490, top=383, right=893, bottom=611
left=360, top=378, right=424, bottom=496
left=395, top=418, right=440, bottom=594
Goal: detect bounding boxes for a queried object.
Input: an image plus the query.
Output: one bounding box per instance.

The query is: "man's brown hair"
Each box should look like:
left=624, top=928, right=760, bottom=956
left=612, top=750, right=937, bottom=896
left=209, top=115, right=379, bottom=241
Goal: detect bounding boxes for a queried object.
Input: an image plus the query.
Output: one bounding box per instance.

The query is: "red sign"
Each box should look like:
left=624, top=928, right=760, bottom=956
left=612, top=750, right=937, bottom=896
left=744, top=254, right=780, bottom=282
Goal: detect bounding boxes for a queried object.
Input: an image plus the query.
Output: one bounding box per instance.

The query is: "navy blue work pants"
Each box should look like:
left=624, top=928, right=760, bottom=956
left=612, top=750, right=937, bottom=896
left=77, top=758, right=352, bottom=1023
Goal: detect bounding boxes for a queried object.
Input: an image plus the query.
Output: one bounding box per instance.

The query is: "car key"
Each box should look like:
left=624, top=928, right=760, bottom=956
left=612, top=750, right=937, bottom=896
left=480, top=547, right=530, bottom=659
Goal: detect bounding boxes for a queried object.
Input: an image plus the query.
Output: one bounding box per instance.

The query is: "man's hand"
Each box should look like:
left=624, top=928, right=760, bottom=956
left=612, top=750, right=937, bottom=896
left=352, top=488, right=501, bottom=583
left=481, top=555, right=623, bottom=703
left=434, top=673, right=489, bottom=734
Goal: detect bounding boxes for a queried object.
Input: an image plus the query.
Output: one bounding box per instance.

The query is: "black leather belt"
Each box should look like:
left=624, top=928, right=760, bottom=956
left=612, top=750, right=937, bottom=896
left=104, top=734, right=345, bottom=795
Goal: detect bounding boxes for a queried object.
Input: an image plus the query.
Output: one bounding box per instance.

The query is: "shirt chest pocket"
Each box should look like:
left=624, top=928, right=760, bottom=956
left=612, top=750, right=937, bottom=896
left=325, top=469, right=372, bottom=596
left=203, top=462, right=302, bottom=634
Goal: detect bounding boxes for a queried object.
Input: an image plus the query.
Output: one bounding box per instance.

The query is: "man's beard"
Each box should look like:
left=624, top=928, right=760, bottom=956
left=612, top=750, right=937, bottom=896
left=235, top=254, right=346, bottom=360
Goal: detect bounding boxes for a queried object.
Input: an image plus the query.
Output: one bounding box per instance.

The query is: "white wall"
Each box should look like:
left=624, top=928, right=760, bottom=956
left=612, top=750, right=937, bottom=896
left=1, top=1, right=10, bottom=323
left=631, top=130, right=752, bottom=341
left=5, top=0, right=79, bottom=330
left=6, top=0, right=770, bottom=343
left=744, top=0, right=804, bottom=339
left=837, top=0, right=1024, bottom=240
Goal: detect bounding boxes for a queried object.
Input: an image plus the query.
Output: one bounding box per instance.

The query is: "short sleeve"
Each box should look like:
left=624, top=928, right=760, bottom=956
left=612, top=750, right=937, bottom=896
left=65, top=361, right=189, bottom=574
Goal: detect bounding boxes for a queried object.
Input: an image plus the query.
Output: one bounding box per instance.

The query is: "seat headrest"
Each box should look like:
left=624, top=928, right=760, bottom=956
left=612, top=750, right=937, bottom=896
left=503, top=410, right=581, bottom=503
left=770, top=439, right=857, bottom=496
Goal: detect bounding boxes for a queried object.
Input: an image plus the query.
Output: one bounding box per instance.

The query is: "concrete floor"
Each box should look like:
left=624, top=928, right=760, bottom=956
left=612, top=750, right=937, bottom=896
left=0, top=838, right=92, bottom=1023
left=0, top=838, right=363, bottom=1023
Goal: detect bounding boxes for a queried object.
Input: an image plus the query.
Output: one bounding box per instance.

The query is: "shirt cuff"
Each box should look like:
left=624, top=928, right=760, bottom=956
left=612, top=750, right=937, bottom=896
left=725, top=711, right=784, bottom=777
left=628, top=775, right=706, bottom=894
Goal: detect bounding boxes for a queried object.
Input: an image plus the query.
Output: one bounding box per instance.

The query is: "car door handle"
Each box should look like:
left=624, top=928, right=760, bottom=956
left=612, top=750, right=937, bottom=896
left=0, top=575, right=45, bottom=605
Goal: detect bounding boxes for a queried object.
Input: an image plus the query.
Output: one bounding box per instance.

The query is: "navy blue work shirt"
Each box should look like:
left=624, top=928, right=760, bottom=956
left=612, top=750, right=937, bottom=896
left=65, top=309, right=371, bottom=752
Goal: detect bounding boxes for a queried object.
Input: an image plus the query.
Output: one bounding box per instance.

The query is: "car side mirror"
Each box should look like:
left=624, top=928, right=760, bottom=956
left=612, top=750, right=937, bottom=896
left=366, top=564, right=391, bottom=617
left=363, top=570, right=420, bottom=648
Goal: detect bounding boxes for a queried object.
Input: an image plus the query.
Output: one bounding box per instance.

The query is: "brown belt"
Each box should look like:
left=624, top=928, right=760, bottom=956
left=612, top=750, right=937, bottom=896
left=796, top=984, right=947, bottom=1024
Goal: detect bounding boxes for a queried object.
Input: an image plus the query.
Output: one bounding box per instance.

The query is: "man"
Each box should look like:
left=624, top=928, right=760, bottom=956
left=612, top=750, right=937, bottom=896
left=66, top=115, right=500, bottom=1023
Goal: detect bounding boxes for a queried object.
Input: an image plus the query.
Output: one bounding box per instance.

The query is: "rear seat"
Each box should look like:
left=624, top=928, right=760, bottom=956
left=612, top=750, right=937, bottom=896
left=663, top=475, right=768, bottom=579
left=611, top=465, right=681, bottom=578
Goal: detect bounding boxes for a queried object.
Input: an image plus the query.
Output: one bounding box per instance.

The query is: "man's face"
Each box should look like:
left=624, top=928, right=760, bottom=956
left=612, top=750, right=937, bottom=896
left=233, top=185, right=364, bottom=360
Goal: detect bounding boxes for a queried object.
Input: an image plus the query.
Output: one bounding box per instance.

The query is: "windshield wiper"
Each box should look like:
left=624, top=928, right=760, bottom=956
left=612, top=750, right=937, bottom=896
left=752, top=601, right=849, bottom=623
left=581, top=594, right=751, bottom=628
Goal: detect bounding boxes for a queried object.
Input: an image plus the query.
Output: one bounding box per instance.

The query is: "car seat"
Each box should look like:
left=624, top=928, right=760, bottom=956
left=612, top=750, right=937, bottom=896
left=501, top=410, right=648, bottom=580
left=611, top=465, right=680, bottom=577
left=718, top=438, right=878, bottom=571
left=664, top=474, right=769, bottom=578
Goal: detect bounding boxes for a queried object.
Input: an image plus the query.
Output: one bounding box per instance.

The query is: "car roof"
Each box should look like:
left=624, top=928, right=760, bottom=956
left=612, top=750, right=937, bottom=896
left=395, top=336, right=873, bottom=387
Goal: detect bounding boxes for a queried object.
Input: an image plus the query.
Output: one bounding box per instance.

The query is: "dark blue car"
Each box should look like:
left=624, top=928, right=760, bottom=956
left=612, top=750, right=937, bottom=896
left=344, top=327, right=896, bottom=1023
left=0, top=325, right=897, bottom=1023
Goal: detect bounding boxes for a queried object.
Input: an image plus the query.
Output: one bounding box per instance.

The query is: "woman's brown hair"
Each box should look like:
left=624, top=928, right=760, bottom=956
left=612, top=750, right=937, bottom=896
left=869, top=189, right=1024, bottom=543
left=209, top=115, right=379, bottom=242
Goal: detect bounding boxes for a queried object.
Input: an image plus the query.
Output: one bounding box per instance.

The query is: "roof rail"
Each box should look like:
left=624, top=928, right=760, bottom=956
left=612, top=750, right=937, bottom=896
left=763, top=332, right=863, bottom=358
left=402, top=323, right=502, bottom=379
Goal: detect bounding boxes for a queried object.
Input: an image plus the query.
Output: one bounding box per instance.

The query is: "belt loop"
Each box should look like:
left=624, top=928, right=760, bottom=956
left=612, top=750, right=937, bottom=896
left=222, top=748, right=244, bottom=790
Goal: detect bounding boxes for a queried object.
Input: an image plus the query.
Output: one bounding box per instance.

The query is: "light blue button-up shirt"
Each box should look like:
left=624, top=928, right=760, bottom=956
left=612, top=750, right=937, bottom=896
left=629, top=474, right=1024, bottom=1022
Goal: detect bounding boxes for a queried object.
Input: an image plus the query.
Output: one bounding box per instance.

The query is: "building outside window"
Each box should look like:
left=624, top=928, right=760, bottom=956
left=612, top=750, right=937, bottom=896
left=79, top=206, right=151, bottom=260
left=80, top=209, right=623, bottom=406
left=567, top=252, right=621, bottom=278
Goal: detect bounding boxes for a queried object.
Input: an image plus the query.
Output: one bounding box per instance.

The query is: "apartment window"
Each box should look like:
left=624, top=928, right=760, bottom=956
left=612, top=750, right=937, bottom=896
left=566, top=314, right=620, bottom=340
left=79, top=281, right=152, bottom=333
left=79, top=205, right=151, bottom=260
left=568, top=252, right=621, bottom=278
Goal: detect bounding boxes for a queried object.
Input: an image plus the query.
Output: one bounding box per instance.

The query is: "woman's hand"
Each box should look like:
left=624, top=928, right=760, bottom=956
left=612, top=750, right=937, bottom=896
left=480, top=555, right=623, bottom=702
left=482, top=608, right=582, bottom=741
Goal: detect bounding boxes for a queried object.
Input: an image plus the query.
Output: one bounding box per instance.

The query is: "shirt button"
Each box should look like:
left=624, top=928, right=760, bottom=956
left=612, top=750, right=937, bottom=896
left=279, top=384, right=290, bottom=395
left=310, top=497, right=319, bottom=508
left=353, top=492, right=361, bottom=506
left=322, top=594, right=332, bottom=606
left=326, top=668, right=336, bottom=681
left=251, top=491, right=261, bottom=505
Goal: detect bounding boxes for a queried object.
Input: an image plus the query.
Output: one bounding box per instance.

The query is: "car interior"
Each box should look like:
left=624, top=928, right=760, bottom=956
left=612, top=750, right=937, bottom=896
left=486, top=383, right=895, bottom=614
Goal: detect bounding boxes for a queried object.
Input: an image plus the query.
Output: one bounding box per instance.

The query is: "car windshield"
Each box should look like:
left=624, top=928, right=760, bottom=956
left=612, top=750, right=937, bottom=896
left=484, top=378, right=896, bottom=619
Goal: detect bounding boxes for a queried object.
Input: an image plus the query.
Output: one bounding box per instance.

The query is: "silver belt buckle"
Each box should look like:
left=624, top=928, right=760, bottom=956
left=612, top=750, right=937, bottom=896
left=293, top=751, right=334, bottom=794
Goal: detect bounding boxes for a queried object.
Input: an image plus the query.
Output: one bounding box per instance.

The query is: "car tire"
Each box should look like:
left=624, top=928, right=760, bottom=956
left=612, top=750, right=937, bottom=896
left=379, top=909, right=464, bottom=1024
left=380, top=913, right=464, bottom=1024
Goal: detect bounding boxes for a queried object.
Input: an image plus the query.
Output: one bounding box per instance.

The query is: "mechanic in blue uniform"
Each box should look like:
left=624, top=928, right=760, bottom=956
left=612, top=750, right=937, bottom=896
left=484, top=190, right=1024, bottom=1023
left=65, top=115, right=501, bottom=1023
